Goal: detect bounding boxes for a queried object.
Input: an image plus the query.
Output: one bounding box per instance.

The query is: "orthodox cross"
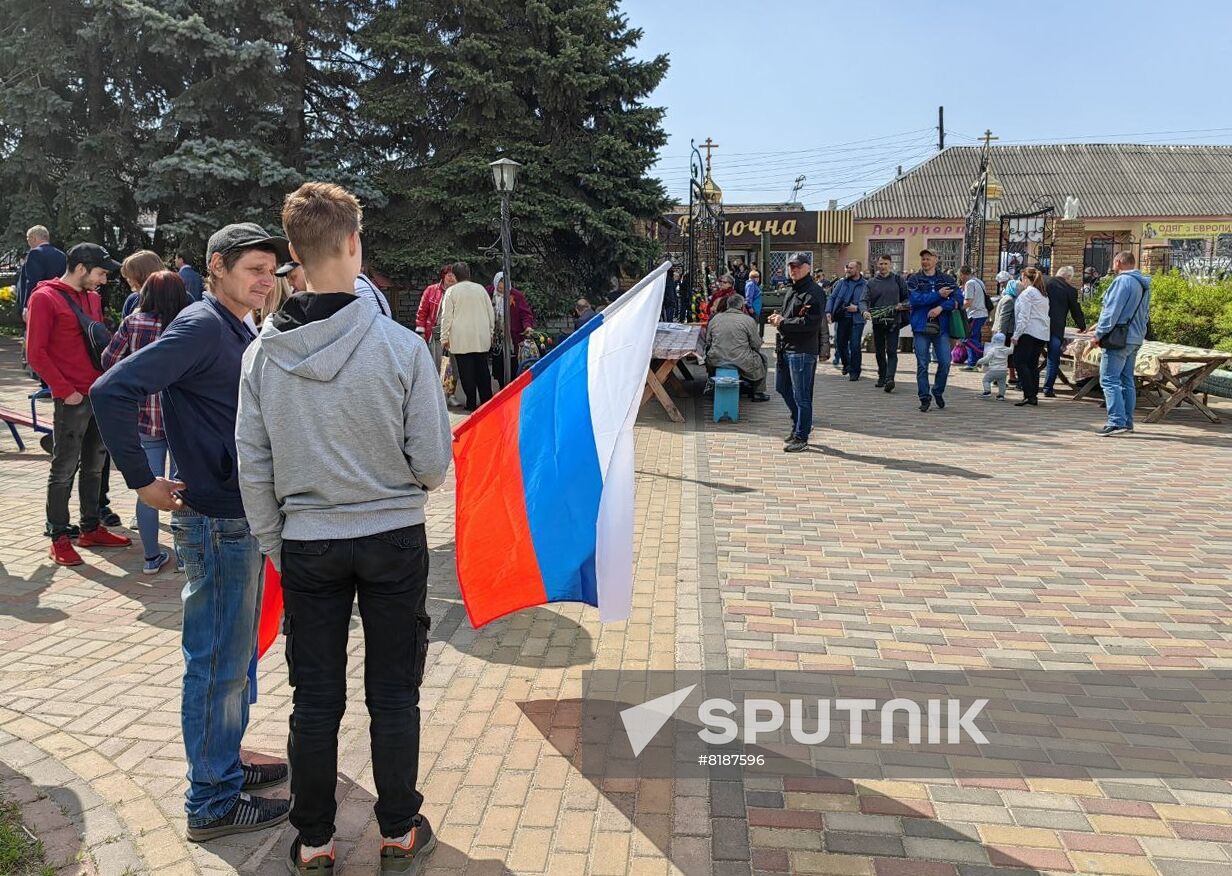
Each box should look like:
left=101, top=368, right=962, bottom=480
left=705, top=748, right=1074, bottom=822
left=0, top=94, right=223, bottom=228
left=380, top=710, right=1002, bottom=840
left=701, top=137, right=720, bottom=174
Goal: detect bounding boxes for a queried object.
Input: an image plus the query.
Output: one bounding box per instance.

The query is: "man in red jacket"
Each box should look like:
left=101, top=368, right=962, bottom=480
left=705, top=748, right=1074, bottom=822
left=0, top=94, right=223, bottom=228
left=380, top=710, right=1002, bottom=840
left=25, top=243, right=132, bottom=566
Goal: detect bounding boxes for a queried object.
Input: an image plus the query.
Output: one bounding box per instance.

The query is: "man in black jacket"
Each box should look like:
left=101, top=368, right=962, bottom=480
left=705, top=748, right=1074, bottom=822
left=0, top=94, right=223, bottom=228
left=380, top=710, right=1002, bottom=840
left=768, top=251, right=824, bottom=452
left=864, top=255, right=909, bottom=391
left=1042, top=266, right=1087, bottom=397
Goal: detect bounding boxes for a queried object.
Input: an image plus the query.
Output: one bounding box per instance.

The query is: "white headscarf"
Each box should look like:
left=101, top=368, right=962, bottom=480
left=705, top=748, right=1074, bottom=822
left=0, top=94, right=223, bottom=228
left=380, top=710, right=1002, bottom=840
left=491, top=272, right=505, bottom=334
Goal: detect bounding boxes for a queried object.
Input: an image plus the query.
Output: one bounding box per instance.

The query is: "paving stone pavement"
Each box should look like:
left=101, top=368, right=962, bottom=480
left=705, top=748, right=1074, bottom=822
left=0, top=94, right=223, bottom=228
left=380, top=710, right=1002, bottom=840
left=1, top=334, right=1231, bottom=875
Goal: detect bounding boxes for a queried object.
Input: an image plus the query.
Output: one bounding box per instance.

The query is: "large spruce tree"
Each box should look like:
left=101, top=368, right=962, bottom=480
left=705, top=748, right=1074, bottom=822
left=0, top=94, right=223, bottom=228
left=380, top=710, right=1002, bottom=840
left=0, top=0, right=366, bottom=255
left=358, top=0, right=669, bottom=307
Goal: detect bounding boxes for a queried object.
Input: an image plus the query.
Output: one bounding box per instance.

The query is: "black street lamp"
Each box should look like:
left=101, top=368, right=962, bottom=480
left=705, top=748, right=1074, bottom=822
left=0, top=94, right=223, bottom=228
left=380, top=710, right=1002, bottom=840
left=490, top=157, right=522, bottom=386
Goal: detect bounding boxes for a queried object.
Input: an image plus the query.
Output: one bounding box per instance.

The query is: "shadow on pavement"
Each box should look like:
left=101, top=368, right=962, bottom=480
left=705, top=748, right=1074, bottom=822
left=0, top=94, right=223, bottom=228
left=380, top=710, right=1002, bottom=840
left=807, top=444, right=992, bottom=481
left=426, top=540, right=596, bottom=669
left=0, top=561, right=68, bottom=623
left=520, top=697, right=1048, bottom=876
left=636, top=468, right=757, bottom=494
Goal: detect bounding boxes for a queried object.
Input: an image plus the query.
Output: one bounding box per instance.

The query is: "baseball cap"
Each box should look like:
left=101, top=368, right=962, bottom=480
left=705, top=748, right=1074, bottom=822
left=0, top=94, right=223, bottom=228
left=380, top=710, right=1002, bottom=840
left=786, top=251, right=812, bottom=266
left=205, top=223, right=291, bottom=264
left=274, top=260, right=301, bottom=278
left=919, top=247, right=937, bottom=257
left=66, top=243, right=121, bottom=274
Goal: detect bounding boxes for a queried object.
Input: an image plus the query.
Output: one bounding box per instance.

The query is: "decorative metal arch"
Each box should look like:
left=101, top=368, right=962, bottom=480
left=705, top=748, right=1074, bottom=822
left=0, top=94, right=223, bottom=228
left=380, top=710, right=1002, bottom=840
left=682, top=139, right=724, bottom=321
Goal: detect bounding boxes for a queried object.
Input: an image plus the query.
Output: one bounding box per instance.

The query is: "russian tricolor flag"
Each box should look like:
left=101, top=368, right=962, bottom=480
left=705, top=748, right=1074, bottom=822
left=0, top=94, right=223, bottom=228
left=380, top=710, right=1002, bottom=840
left=453, top=262, right=669, bottom=627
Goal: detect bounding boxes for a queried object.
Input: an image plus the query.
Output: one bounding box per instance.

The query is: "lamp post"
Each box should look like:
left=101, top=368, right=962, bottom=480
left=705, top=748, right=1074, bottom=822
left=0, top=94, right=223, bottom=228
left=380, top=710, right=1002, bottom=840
left=490, top=157, right=521, bottom=386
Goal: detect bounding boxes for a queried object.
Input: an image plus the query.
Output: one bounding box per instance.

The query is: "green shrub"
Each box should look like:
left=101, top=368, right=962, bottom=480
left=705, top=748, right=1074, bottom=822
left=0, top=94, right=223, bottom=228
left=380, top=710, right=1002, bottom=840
left=1081, top=270, right=1232, bottom=351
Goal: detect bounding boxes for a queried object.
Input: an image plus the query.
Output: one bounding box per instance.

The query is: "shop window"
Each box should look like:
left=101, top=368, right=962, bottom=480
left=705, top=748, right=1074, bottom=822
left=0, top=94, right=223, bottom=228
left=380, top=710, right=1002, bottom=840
left=927, top=238, right=962, bottom=275
left=868, top=239, right=904, bottom=274
left=768, top=251, right=811, bottom=285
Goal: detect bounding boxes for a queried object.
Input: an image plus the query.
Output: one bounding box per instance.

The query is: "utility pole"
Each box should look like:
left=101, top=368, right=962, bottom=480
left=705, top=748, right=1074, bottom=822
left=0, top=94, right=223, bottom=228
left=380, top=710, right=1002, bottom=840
left=788, top=174, right=806, bottom=204
left=938, top=106, right=945, bottom=151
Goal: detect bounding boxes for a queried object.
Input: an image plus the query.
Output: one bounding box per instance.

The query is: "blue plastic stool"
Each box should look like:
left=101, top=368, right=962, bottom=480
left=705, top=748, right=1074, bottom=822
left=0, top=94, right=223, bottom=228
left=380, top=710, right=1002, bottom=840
left=712, top=367, right=741, bottom=423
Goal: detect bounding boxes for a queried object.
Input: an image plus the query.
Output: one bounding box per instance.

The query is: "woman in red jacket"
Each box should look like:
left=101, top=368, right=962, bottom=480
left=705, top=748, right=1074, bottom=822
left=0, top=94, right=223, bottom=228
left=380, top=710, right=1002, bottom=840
left=416, top=264, right=455, bottom=370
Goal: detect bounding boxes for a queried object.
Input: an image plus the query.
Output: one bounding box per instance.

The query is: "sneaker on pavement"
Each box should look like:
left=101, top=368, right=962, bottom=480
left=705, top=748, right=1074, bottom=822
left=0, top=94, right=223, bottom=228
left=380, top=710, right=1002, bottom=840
left=981, top=391, right=992, bottom=398
left=288, top=837, right=335, bottom=874
left=933, top=394, right=946, bottom=409
left=380, top=815, right=438, bottom=874
left=49, top=536, right=83, bottom=567
left=874, top=380, right=886, bottom=388
left=1098, top=424, right=1129, bottom=436
left=143, top=551, right=171, bottom=575
left=99, top=506, right=122, bottom=528
left=76, top=526, right=132, bottom=549
left=884, top=380, right=895, bottom=393
left=186, top=793, right=289, bottom=843
left=242, top=760, right=289, bottom=791
left=752, top=392, right=770, bottom=402
left=919, top=397, right=931, bottom=412
left=1043, top=389, right=1056, bottom=398
left=784, top=437, right=808, bottom=453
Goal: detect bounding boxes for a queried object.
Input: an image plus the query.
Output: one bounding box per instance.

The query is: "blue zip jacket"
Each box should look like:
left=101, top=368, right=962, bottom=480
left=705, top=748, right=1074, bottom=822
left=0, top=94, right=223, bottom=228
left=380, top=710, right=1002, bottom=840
left=91, top=294, right=257, bottom=519
left=827, top=277, right=869, bottom=324
left=907, top=270, right=962, bottom=335
left=745, top=279, right=763, bottom=317
left=1094, top=270, right=1151, bottom=346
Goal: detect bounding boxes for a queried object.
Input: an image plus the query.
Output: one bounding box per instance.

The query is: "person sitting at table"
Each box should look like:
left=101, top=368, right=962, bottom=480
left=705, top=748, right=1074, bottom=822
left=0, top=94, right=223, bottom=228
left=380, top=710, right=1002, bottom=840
left=573, top=298, right=596, bottom=331
left=704, top=293, right=769, bottom=402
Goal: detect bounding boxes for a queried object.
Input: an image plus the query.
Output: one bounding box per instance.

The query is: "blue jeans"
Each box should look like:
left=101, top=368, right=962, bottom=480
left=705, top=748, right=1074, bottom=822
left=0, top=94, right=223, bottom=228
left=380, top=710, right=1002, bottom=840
left=137, top=436, right=177, bottom=561
left=172, top=510, right=263, bottom=826
left=913, top=333, right=952, bottom=400
left=835, top=318, right=863, bottom=376
left=965, top=317, right=987, bottom=365
left=776, top=352, right=818, bottom=439
left=1100, top=343, right=1139, bottom=428
left=1042, top=335, right=1064, bottom=392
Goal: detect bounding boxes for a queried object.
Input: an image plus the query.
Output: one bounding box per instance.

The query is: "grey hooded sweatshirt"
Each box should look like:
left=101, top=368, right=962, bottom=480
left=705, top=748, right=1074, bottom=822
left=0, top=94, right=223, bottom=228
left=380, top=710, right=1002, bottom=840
left=236, top=292, right=452, bottom=570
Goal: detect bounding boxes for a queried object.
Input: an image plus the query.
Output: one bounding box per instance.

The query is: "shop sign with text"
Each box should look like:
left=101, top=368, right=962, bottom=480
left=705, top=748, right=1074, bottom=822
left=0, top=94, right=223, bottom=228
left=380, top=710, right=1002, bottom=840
left=673, top=211, right=817, bottom=244
left=868, top=222, right=964, bottom=238
left=1144, top=221, right=1232, bottom=240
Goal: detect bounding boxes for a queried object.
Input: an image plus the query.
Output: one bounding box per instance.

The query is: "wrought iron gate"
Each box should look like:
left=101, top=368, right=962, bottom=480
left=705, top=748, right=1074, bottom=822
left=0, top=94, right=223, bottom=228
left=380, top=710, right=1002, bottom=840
left=682, top=140, right=724, bottom=321
left=998, top=206, right=1054, bottom=276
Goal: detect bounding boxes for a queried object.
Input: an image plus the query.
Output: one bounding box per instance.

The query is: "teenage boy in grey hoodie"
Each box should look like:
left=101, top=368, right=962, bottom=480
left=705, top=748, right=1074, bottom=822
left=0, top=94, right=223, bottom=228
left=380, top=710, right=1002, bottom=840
left=236, top=183, right=451, bottom=874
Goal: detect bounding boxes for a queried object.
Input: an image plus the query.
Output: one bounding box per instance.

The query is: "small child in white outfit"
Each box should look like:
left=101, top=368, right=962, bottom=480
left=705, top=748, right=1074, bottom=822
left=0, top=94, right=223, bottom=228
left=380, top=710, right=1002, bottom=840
left=976, top=331, right=1012, bottom=398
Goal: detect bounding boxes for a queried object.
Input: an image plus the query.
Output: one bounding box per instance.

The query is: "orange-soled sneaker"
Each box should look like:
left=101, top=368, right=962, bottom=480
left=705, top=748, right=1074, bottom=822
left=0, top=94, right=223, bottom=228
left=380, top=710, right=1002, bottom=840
left=76, top=526, right=132, bottom=549
left=49, top=535, right=83, bottom=566
left=379, top=815, right=437, bottom=874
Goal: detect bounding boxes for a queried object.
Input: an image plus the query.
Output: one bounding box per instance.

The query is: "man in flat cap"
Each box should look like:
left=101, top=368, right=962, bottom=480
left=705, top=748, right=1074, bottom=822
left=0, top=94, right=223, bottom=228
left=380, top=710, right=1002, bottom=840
left=92, top=223, right=293, bottom=842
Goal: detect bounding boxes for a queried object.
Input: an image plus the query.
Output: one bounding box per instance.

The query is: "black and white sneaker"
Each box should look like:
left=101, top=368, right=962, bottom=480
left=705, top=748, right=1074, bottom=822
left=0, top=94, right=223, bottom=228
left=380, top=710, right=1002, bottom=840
left=784, top=437, right=808, bottom=453
left=187, top=793, right=289, bottom=843
left=1097, top=424, right=1129, bottom=436
left=242, top=760, right=289, bottom=791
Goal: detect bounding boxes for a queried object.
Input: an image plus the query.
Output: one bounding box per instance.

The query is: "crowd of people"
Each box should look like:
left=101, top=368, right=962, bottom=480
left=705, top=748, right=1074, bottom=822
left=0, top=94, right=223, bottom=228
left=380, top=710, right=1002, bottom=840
left=740, top=247, right=1152, bottom=450
left=19, top=184, right=452, bottom=873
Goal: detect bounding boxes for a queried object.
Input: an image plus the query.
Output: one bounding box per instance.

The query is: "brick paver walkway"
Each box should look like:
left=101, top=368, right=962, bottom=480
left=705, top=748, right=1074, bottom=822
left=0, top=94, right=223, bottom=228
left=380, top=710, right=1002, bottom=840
left=2, top=334, right=1231, bottom=875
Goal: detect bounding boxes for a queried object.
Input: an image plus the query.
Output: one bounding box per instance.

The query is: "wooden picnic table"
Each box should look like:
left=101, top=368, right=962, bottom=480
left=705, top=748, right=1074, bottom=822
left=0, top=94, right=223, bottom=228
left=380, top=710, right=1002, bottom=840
left=1060, top=335, right=1232, bottom=424
left=640, top=323, right=704, bottom=424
